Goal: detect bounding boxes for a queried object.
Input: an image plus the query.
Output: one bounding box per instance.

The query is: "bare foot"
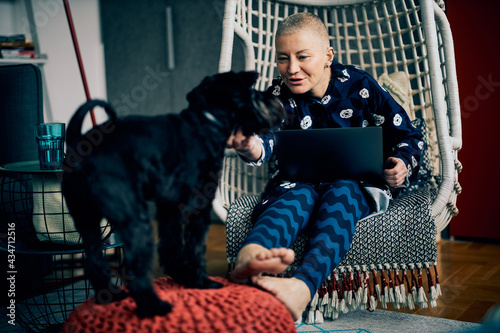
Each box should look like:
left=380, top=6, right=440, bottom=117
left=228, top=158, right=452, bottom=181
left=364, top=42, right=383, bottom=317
left=252, top=276, right=311, bottom=321
left=230, top=244, right=295, bottom=284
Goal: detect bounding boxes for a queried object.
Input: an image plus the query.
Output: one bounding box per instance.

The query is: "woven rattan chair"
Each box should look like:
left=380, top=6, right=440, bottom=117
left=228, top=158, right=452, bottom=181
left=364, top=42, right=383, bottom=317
left=214, top=0, right=462, bottom=322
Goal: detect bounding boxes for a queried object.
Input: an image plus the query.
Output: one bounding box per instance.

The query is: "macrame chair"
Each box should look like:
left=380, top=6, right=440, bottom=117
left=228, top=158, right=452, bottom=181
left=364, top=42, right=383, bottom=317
left=214, top=0, right=462, bottom=323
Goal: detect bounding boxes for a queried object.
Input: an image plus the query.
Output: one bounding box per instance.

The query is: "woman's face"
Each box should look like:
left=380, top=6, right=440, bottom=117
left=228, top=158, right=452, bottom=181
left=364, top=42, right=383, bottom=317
left=276, top=30, right=334, bottom=98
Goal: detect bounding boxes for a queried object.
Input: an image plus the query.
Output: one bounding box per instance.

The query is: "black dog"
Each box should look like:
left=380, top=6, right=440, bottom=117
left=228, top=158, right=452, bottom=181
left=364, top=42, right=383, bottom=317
left=62, top=71, right=283, bottom=317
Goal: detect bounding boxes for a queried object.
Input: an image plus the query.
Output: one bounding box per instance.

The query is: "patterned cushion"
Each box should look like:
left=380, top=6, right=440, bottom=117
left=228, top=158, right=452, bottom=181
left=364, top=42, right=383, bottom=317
left=226, top=195, right=262, bottom=263
left=412, top=118, right=433, bottom=182
left=401, top=118, right=433, bottom=194
left=338, top=187, right=437, bottom=267
left=226, top=187, right=437, bottom=270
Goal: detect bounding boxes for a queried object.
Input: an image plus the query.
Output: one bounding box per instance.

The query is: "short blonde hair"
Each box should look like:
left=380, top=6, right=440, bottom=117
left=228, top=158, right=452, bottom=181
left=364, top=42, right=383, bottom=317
left=276, top=12, right=330, bottom=49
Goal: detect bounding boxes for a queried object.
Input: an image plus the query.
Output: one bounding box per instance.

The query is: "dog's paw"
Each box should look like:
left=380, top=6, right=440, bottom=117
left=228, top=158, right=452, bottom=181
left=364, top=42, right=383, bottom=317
left=94, top=289, right=128, bottom=305
left=189, top=277, right=224, bottom=289
left=206, top=279, right=224, bottom=289
left=136, top=299, right=173, bottom=318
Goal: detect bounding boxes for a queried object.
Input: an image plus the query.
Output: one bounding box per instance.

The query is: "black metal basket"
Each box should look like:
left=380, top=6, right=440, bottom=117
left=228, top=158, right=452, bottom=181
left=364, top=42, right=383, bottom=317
left=0, top=161, right=124, bottom=332
left=0, top=244, right=124, bottom=332
left=0, top=161, right=112, bottom=247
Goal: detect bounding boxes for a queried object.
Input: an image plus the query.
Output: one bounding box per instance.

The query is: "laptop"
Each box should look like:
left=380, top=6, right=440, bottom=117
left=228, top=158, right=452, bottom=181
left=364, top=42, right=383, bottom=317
left=274, top=127, right=384, bottom=184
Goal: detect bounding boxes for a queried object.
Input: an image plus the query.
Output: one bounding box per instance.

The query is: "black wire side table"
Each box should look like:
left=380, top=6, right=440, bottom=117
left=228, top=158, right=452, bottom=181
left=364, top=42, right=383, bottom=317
left=0, top=161, right=124, bottom=333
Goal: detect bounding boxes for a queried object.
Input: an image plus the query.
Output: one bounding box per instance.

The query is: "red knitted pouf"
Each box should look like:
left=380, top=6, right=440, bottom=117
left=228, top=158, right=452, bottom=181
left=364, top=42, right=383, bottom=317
left=62, top=276, right=296, bottom=332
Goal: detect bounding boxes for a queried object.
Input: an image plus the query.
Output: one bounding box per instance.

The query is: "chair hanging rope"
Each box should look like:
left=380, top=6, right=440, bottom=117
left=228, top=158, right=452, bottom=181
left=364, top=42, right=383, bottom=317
left=62, top=0, right=97, bottom=126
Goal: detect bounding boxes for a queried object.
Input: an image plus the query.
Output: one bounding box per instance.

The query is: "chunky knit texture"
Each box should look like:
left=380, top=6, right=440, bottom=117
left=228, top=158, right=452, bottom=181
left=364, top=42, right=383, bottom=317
left=63, top=277, right=296, bottom=332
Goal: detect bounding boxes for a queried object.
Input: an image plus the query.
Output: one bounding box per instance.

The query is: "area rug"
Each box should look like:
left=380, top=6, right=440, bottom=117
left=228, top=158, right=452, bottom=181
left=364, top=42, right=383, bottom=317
left=0, top=282, right=486, bottom=333
left=295, top=309, right=482, bottom=333
left=0, top=307, right=486, bottom=333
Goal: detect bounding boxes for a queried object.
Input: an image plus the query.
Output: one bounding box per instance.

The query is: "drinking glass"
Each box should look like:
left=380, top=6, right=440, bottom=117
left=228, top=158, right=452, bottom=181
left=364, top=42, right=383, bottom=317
left=34, top=123, right=65, bottom=170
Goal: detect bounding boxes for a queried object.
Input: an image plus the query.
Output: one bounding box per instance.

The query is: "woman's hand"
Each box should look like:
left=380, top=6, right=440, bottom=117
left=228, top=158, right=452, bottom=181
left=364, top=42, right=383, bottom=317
left=383, top=157, right=408, bottom=188
left=226, top=129, right=263, bottom=162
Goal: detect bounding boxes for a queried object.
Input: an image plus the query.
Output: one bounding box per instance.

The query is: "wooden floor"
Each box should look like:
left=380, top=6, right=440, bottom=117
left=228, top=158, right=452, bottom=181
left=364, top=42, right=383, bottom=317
left=203, top=222, right=500, bottom=324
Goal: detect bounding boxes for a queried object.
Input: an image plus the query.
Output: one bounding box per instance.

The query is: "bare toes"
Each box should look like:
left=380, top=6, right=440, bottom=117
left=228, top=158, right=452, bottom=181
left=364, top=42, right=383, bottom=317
left=270, top=248, right=295, bottom=264
left=230, top=245, right=294, bottom=284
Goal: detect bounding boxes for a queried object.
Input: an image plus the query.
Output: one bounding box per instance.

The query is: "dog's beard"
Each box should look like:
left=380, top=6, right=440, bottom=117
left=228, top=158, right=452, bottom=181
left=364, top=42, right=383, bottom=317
left=240, top=92, right=285, bottom=137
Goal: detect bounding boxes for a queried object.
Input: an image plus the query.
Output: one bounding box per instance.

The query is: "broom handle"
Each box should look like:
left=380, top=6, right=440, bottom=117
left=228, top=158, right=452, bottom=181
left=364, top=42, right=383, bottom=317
left=63, top=0, right=97, bottom=126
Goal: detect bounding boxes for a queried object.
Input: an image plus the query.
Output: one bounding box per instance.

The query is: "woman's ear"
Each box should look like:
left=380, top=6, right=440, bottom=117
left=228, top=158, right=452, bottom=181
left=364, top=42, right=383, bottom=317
left=325, top=47, right=335, bottom=68
left=327, top=47, right=335, bottom=63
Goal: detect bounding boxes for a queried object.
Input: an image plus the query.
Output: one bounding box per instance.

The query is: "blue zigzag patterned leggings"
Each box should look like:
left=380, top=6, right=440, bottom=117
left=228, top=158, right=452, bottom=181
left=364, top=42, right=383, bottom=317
left=242, top=179, right=373, bottom=298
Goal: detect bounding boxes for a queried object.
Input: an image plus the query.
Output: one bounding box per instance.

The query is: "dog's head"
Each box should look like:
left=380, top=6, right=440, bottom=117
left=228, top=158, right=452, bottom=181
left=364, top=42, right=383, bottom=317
left=186, top=71, right=284, bottom=136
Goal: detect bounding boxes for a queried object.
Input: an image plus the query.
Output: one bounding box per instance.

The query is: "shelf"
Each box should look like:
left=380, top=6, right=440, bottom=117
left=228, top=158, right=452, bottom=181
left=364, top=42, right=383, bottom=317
left=0, top=54, right=48, bottom=66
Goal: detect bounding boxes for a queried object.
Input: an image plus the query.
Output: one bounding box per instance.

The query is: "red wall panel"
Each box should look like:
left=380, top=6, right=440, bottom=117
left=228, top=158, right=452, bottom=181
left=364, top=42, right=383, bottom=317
left=446, top=0, right=500, bottom=239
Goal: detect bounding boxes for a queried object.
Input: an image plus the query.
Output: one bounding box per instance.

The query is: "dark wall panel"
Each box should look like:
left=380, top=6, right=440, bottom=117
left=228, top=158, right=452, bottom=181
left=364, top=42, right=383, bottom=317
left=100, top=0, right=245, bottom=117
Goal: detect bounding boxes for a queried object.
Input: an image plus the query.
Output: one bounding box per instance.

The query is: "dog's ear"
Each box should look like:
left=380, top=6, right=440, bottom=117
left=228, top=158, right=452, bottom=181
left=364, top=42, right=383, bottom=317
left=186, top=75, right=212, bottom=108
left=187, top=71, right=258, bottom=109
left=238, top=71, right=260, bottom=88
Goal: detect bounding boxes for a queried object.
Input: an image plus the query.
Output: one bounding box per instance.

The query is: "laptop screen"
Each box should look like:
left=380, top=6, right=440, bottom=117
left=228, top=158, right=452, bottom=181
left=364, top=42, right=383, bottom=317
left=274, top=127, right=384, bottom=184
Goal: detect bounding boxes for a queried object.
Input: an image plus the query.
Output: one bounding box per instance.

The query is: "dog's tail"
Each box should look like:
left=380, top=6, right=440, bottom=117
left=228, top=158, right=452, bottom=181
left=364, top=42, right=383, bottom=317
left=66, top=99, right=117, bottom=151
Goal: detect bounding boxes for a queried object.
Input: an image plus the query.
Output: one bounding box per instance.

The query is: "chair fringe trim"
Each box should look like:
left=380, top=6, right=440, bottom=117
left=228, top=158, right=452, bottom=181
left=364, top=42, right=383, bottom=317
left=226, top=261, right=441, bottom=323
left=301, top=262, right=441, bottom=324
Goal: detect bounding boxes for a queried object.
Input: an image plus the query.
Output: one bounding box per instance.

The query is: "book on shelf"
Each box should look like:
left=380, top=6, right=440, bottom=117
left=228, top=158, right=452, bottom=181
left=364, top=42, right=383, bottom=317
left=0, top=34, right=26, bottom=43
left=0, top=34, right=36, bottom=59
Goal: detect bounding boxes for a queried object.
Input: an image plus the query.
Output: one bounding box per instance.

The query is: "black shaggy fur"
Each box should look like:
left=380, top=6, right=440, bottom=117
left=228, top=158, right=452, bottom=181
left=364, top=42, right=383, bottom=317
left=62, top=71, right=283, bottom=318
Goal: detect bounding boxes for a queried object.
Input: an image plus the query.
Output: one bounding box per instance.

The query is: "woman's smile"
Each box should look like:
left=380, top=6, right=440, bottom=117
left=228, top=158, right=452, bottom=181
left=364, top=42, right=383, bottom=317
left=288, top=77, right=306, bottom=85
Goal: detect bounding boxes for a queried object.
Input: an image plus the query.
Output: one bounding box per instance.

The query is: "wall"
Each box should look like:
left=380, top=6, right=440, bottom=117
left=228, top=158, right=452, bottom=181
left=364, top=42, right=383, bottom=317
left=0, top=1, right=18, bottom=32
left=0, top=0, right=107, bottom=131
left=447, top=0, right=500, bottom=240
left=100, top=0, right=245, bottom=117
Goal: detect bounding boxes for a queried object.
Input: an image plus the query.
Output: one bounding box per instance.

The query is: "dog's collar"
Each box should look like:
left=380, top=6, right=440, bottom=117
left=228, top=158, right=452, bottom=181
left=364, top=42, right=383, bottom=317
left=202, top=111, right=220, bottom=126
left=202, top=110, right=231, bottom=135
